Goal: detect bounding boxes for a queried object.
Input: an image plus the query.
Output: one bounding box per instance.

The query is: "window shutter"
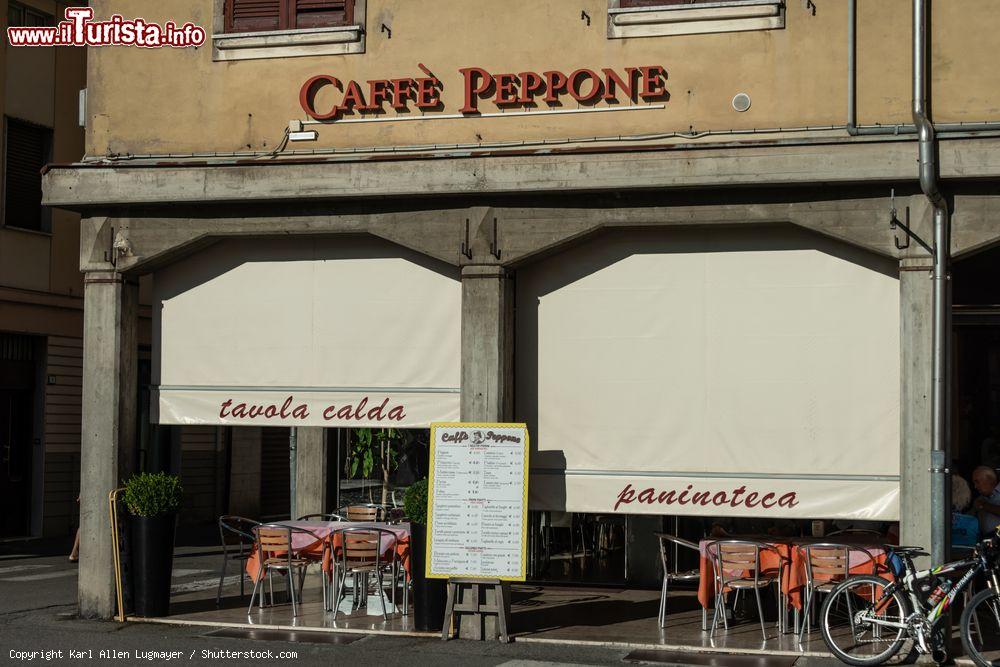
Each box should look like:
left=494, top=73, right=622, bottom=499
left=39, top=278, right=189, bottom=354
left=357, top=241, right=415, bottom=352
left=227, top=0, right=282, bottom=33
left=3, top=118, right=50, bottom=232
left=294, top=0, right=352, bottom=29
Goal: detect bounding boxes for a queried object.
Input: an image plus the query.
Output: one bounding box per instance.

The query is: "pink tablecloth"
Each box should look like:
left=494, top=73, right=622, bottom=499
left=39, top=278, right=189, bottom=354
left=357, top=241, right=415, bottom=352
left=698, top=538, right=888, bottom=610
left=246, top=520, right=410, bottom=582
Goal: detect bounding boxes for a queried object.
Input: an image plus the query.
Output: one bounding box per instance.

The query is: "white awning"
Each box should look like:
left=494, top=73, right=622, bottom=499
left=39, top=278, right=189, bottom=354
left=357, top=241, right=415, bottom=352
left=152, top=236, right=461, bottom=428
left=517, top=226, right=901, bottom=520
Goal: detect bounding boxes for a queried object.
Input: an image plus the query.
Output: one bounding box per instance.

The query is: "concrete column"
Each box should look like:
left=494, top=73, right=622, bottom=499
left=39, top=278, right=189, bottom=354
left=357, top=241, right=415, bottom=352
left=228, top=427, right=262, bottom=519
left=458, top=265, right=515, bottom=640
left=294, top=427, right=327, bottom=519
left=900, top=256, right=935, bottom=560
left=79, top=271, right=138, bottom=619
left=460, top=265, right=514, bottom=422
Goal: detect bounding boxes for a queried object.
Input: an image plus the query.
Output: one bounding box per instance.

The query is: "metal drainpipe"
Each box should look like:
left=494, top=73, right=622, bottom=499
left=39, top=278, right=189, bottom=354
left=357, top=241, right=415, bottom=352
left=847, top=0, right=857, bottom=135
left=289, top=427, right=298, bottom=519
left=913, top=0, right=950, bottom=567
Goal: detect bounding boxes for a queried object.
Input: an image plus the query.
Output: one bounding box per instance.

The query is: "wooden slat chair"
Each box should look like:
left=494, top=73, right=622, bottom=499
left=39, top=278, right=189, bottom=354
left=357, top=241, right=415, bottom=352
left=707, top=540, right=783, bottom=641
left=330, top=527, right=398, bottom=621
left=216, top=515, right=260, bottom=606
left=797, top=543, right=876, bottom=644
left=341, top=504, right=385, bottom=522
left=294, top=514, right=345, bottom=609
left=655, top=532, right=704, bottom=629
left=247, top=523, right=325, bottom=617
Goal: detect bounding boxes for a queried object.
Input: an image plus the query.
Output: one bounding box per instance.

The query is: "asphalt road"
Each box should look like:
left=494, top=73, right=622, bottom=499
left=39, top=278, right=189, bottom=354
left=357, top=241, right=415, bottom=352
left=0, top=540, right=845, bottom=667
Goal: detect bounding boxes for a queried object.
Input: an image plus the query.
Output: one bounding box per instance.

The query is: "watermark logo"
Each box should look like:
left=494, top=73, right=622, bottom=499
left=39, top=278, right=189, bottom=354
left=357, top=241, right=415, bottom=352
left=7, top=7, right=206, bottom=48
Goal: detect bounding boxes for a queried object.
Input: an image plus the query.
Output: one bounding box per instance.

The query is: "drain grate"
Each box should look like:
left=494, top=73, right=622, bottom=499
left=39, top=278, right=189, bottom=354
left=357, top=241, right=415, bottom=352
left=623, top=650, right=796, bottom=667
left=202, top=628, right=366, bottom=645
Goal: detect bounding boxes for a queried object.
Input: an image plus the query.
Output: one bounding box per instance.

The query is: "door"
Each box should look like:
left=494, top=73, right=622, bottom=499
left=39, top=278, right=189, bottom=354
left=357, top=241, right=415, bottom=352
left=260, top=427, right=290, bottom=520
left=0, top=385, right=34, bottom=537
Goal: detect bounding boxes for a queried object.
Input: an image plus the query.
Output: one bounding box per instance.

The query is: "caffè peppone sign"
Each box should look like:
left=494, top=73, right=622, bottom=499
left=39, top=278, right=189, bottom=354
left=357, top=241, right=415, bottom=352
left=299, top=64, right=668, bottom=120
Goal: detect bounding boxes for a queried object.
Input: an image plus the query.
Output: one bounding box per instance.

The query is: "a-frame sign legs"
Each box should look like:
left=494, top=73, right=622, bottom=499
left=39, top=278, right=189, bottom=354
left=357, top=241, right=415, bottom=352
left=441, top=578, right=511, bottom=642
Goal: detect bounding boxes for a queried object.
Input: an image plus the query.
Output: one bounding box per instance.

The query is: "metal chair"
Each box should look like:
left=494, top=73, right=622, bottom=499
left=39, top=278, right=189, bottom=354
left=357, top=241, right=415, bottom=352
left=537, top=511, right=590, bottom=576
left=297, top=513, right=346, bottom=522
left=797, top=543, right=876, bottom=644
left=341, top=504, right=385, bottom=522
left=329, top=527, right=399, bottom=621
left=247, top=523, right=325, bottom=617
left=590, top=515, right=626, bottom=554
left=827, top=528, right=883, bottom=539
left=707, top=539, right=783, bottom=641
left=216, top=515, right=259, bottom=606
left=655, top=532, right=704, bottom=630
left=384, top=506, right=407, bottom=523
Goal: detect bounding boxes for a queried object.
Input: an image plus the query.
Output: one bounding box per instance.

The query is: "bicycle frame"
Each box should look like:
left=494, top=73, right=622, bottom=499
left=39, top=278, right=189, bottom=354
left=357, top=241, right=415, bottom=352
left=860, top=549, right=998, bottom=633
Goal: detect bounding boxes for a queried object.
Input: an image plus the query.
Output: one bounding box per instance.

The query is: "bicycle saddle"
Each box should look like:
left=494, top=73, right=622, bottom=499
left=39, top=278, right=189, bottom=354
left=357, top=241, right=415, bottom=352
left=889, top=545, right=930, bottom=558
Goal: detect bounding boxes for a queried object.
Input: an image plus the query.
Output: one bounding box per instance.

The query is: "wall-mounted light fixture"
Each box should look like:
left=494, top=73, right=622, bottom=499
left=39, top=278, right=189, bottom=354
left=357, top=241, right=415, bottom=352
left=288, top=119, right=318, bottom=141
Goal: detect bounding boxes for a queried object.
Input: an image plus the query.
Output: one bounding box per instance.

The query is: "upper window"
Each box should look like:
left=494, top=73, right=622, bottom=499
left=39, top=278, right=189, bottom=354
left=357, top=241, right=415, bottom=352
left=224, top=0, right=355, bottom=33
left=3, top=117, right=53, bottom=233
left=7, top=1, right=54, bottom=28
left=214, top=0, right=365, bottom=61
left=608, top=0, right=785, bottom=39
left=620, top=0, right=717, bottom=5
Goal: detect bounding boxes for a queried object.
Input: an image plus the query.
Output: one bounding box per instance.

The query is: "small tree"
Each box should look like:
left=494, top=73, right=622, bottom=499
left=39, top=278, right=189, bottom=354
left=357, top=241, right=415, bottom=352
left=350, top=428, right=404, bottom=506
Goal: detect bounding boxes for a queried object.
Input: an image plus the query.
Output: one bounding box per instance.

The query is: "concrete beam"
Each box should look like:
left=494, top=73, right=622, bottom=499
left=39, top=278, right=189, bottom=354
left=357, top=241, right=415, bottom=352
left=92, top=195, right=918, bottom=278
left=495, top=196, right=911, bottom=264
left=294, top=427, right=327, bottom=519
left=460, top=265, right=514, bottom=422
left=44, top=136, right=1000, bottom=210
left=79, top=271, right=138, bottom=619
left=101, top=209, right=466, bottom=274
left=952, top=193, right=1000, bottom=257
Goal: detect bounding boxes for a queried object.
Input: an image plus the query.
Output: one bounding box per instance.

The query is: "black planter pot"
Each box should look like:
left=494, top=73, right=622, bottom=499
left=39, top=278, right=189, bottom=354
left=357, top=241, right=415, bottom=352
left=129, top=513, right=176, bottom=617
left=409, top=523, right=447, bottom=631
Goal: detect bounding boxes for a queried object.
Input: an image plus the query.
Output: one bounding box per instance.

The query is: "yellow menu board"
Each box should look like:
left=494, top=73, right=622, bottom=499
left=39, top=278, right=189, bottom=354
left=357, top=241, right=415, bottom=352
left=426, top=423, right=530, bottom=581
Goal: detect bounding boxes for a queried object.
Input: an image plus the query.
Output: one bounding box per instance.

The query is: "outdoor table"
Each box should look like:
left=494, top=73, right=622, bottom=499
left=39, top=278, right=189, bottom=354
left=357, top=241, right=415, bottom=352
left=245, top=520, right=411, bottom=583
left=697, top=536, right=891, bottom=613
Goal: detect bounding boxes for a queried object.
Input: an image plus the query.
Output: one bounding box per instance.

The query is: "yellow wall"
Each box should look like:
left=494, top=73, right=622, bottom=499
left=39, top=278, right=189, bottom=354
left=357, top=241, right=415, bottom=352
left=83, top=0, right=1000, bottom=157
left=0, top=0, right=86, bottom=297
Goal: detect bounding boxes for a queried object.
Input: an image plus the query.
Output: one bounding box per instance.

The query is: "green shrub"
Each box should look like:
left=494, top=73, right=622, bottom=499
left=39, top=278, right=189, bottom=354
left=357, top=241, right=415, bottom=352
left=123, top=472, right=183, bottom=518
left=403, top=478, right=429, bottom=525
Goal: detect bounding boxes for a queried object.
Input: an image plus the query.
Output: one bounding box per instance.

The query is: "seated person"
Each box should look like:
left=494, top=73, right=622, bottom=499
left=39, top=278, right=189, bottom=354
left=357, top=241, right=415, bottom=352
left=953, top=474, right=979, bottom=547
left=971, top=465, right=1000, bottom=534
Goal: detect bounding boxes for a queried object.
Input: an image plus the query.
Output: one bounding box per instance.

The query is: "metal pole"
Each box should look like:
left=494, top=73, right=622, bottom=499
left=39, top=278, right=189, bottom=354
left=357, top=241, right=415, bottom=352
left=289, top=426, right=297, bottom=519
left=846, top=0, right=856, bottom=134
left=912, top=0, right=950, bottom=567
left=334, top=429, right=341, bottom=511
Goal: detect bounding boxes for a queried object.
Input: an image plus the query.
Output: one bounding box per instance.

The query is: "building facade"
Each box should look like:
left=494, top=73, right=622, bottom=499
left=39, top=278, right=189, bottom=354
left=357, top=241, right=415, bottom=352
left=40, top=0, right=1000, bottom=618
left=0, top=0, right=86, bottom=540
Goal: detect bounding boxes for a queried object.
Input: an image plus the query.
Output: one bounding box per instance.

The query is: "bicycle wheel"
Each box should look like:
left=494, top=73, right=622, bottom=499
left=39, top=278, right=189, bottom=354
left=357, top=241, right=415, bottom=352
left=962, top=588, right=1000, bottom=666
left=819, top=574, right=910, bottom=666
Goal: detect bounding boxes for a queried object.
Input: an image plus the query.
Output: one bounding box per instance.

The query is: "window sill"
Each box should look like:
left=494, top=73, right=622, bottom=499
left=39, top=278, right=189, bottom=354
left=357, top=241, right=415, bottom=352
left=608, top=0, right=784, bottom=39
left=212, top=24, right=364, bottom=62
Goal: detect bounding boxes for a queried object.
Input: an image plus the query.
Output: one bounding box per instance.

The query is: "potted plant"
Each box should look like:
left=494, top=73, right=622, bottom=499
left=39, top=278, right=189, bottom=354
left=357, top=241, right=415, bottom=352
left=351, top=428, right=404, bottom=505
left=404, top=478, right=447, bottom=630
left=123, top=471, right=183, bottom=617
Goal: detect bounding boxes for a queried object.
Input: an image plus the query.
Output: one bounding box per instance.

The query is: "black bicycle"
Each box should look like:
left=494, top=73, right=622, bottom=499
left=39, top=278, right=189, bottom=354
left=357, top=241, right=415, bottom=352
left=819, top=532, right=1000, bottom=666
